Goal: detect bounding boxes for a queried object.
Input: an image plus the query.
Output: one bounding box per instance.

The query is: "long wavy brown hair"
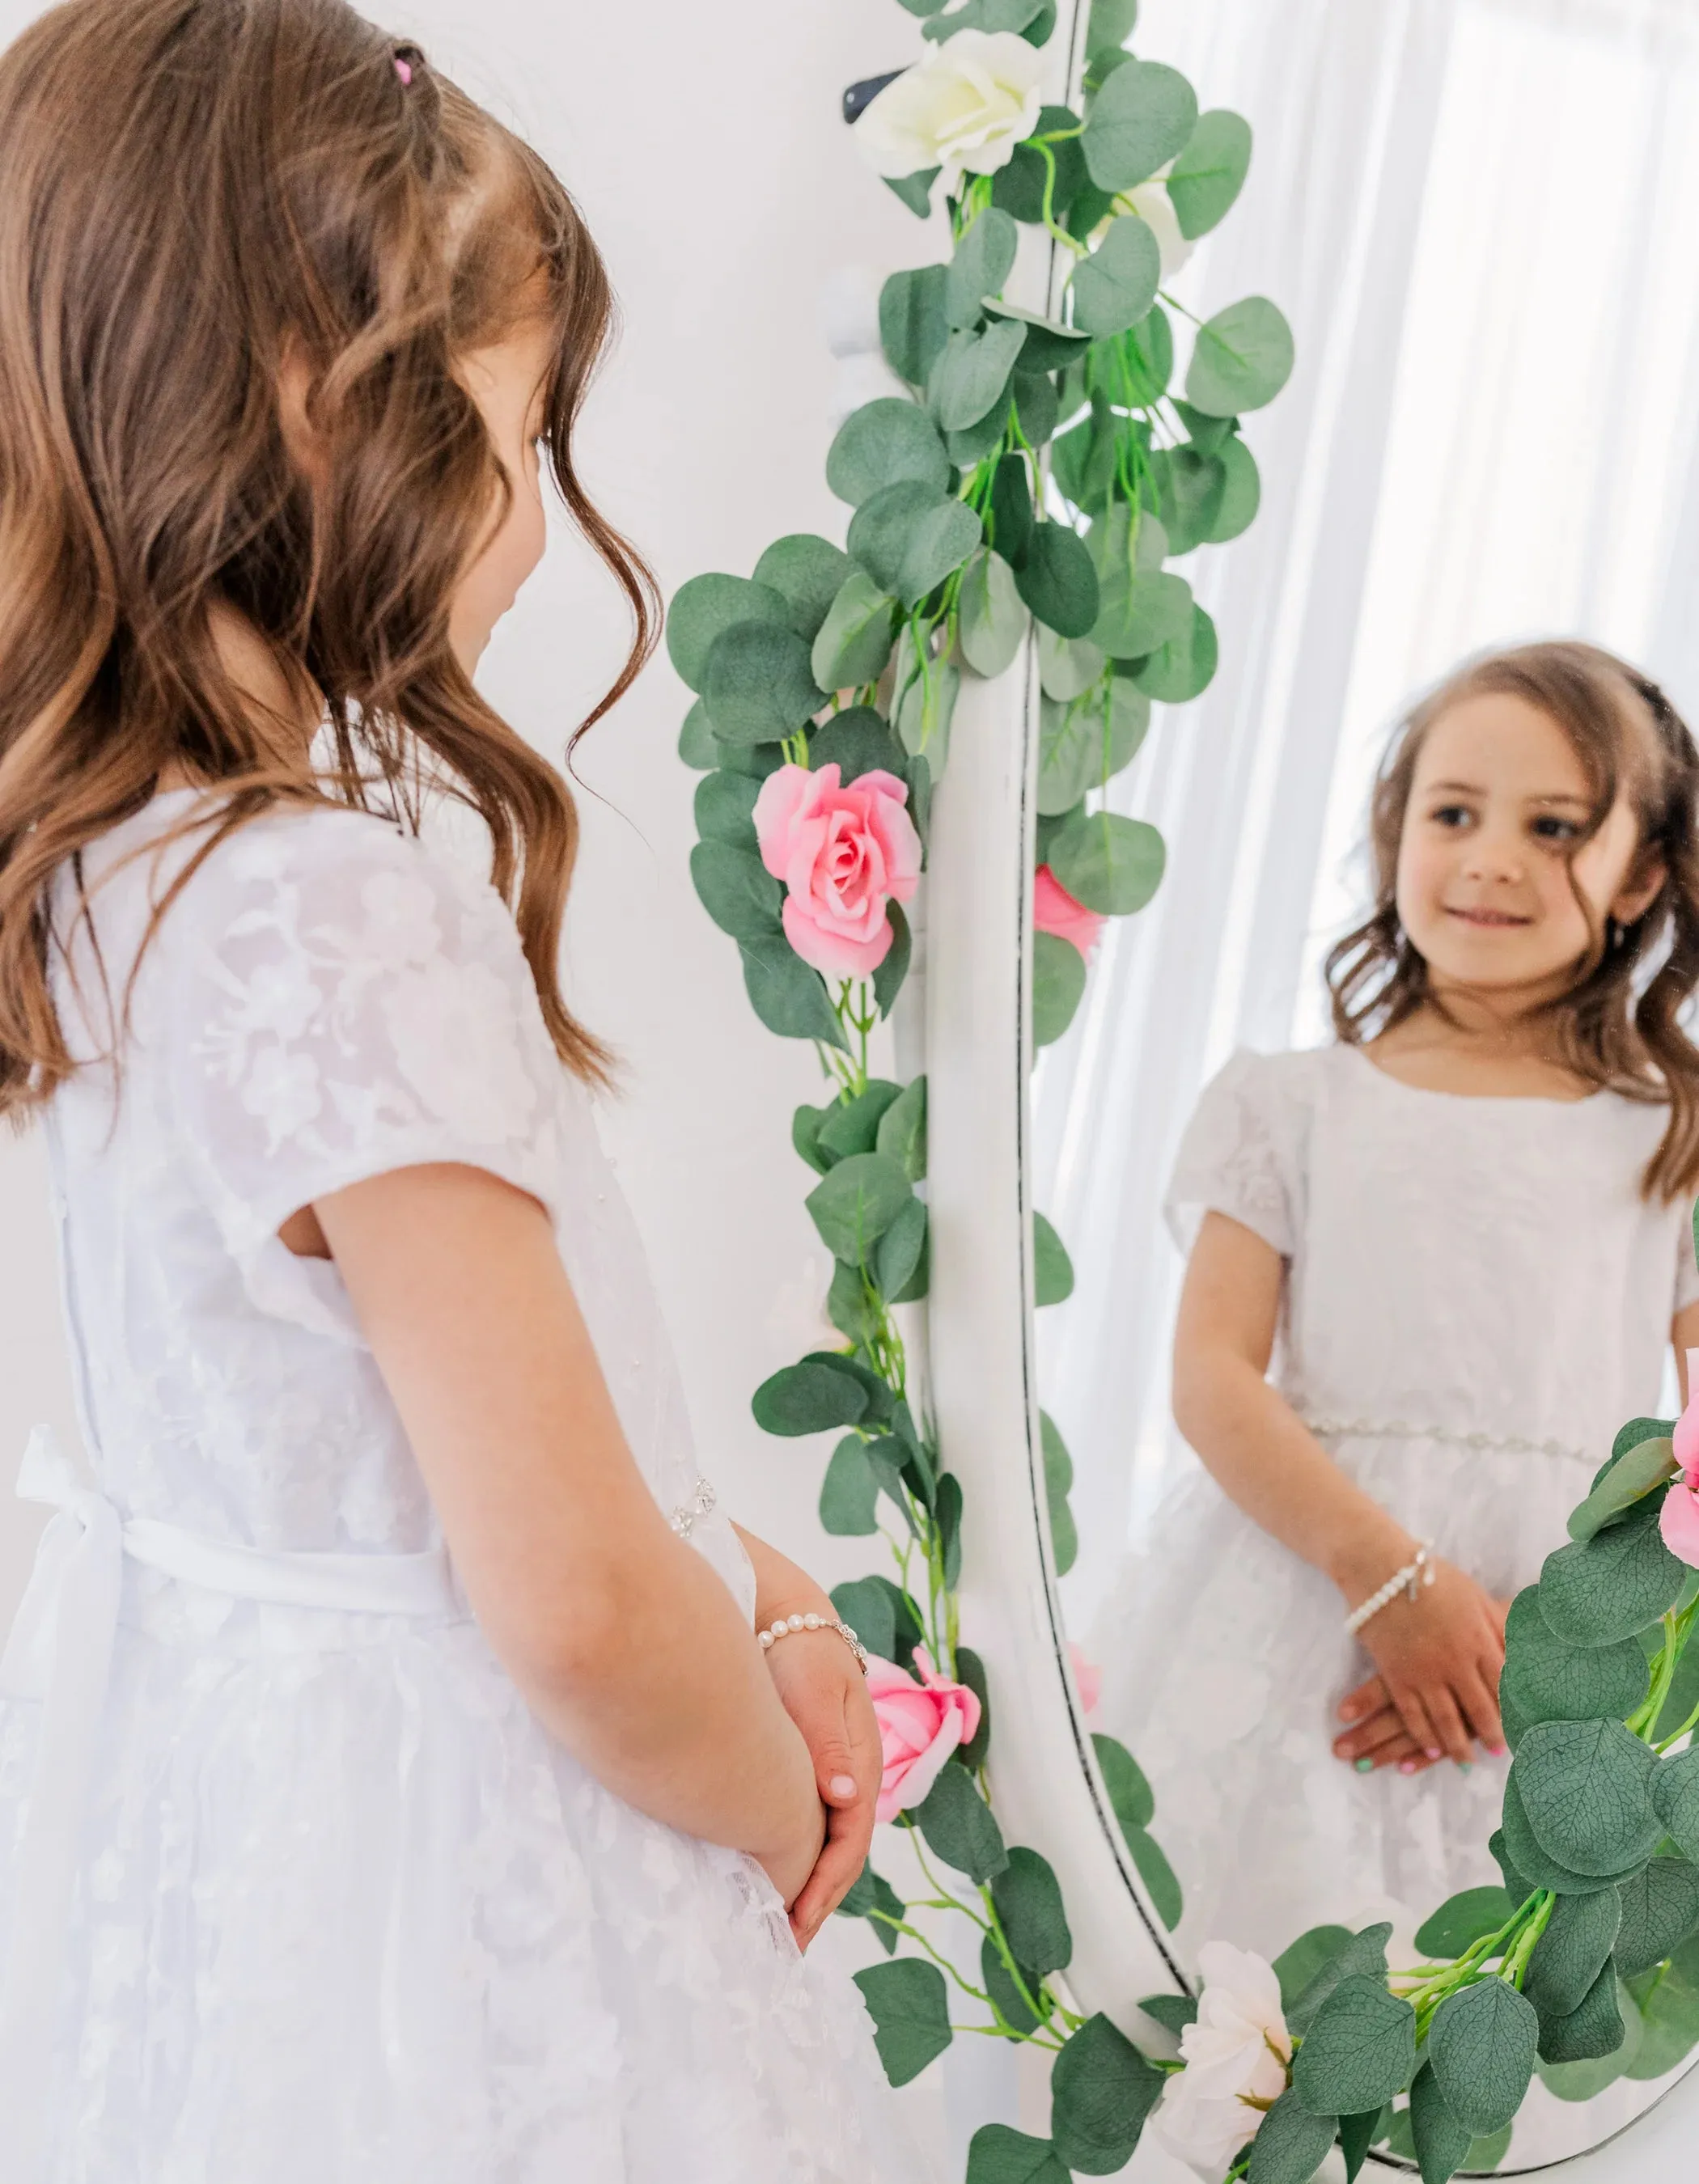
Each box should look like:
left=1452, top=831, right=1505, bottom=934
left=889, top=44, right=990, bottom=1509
left=1325, top=641, right=1699, bottom=1200
left=0, top=0, right=658, bottom=1112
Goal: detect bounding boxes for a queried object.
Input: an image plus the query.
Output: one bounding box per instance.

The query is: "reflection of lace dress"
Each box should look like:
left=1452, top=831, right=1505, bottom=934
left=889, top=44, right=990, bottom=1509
left=1089, top=1044, right=1699, bottom=1972
left=0, top=792, right=922, bottom=2183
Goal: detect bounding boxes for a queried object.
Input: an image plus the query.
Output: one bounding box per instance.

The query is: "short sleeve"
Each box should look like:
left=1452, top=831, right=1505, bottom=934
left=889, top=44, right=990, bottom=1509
left=157, top=806, right=564, bottom=1337
left=1163, top=1049, right=1307, bottom=1261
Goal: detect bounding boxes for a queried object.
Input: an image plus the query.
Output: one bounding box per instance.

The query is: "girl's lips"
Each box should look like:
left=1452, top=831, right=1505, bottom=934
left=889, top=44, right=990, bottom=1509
left=1446, top=906, right=1532, bottom=927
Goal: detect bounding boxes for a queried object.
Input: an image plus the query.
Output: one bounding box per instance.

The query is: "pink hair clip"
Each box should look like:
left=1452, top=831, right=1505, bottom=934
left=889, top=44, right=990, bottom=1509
left=393, top=54, right=413, bottom=85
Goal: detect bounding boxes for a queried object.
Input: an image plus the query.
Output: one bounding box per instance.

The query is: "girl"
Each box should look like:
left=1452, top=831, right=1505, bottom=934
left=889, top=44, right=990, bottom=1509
left=1090, top=641, right=1699, bottom=1973
left=0, top=2, right=925, bottom=2178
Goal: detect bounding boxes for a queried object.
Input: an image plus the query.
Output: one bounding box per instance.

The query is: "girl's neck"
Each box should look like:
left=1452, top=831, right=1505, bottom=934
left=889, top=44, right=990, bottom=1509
left=1366, top=993, right=1594, bottom=1102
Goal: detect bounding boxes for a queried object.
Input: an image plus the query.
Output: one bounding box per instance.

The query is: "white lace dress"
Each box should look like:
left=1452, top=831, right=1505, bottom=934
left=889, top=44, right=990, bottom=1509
left=1088, top=1043, right=1699, bottom=1970
left=0, top=791, right=923, bottom=2184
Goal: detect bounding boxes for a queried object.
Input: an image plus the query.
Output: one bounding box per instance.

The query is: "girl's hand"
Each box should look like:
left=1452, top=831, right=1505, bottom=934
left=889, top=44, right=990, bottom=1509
left=1333, top=1564, right=1510, bottom=1770
left=762, top=1623, right=884, bottom=1949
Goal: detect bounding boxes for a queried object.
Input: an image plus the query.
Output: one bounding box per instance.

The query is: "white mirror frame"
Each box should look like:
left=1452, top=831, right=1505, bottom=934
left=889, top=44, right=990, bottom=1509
left=921, top=167, right=1699, bottom=2176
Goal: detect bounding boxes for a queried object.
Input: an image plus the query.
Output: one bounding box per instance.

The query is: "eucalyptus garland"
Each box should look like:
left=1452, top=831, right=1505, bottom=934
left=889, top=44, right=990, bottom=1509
left=669, top=0, right=1699, bottom=2176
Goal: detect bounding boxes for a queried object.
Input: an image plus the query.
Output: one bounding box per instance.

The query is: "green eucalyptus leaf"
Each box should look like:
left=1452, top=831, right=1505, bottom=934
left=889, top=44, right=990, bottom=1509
left=947, top=206, right=1020, bottom=328
left=688, top=839, right=781, bottom=943
left=1070, top=214, right=1162, bottom=337
left=738, top=933, right=848, bottom=1048
left=1042, top=1409, right=1078, bottom=1576
left=1051, top=399, right=1118, bottom=513
left=1290, top=1977, right=1417, bottom=2118
left=915, top=1757, right=1009, bottom=1882
left=1273, top=1926, right=1354, bottom=2016
left=1568, top=1436, right=1678, bottom=1542
left=993, top=104, right=1088, bottom=225
left=934, top=1467, right=962, bottom=1585
left=1091, top=1732, right=1155, bottom=1831
left=827, top=397, right=951, bottom=507
left=1038, top=629, right=1106, bottom=701
left=1033, top=929, right=1088, bottom=1048
left=1132, top=603, right=1218, bottom=703
left=874, top=1193, right=928, bottom=1301
left=792, top=1101, right=833, bottom=1175
left=1123, top=1822, right=1183, bottom=1929
left=1121, top=303, right=1175, bottom=401
left=875, top=1076, right=927, bottom=1182
left=703, top=621, right=826, bottom=744
left=807, top=705, right=908, bottom=785
left=1186, top=295, right=1295, bottom=417
left=982, top=298, right=1093, bottom=375
left=819, top=1433, right=880, bottom=1535
left=1149, top=446, right=1227, bottom=554
left=1616, top=1856, right=1699, bottom=1978
left=880, top=264, right=951, bottom=387
left=1500, top=1585, right=1650, bottom=1725
left=929, top=318, right=1028, bottom=431
left=805, top=1150, right=913, bottom=1267
left=1138, top=1993, right=1198, bottom=2042
left=1626, top=1945, right=1699, bottom=2077
left=1049, top=807, right=1165, bottom=916
left=1525, top=1886, right=1622, bottom=2019
left=1285, top=1924, right=1392, bottom=2036
left=885, top=167, right=942, bottom=218
left=1501, top=1771, right=1644, bottom=1896
left=1016, top=369, right=1060, bottom=448
left=1033, top=1211, right=1074, bottom=1304
left=811, top=569, right=900, bottom=692
left=1426, top=1979, right=1538, bottom=2135
left=830, top=1574, right=902, bottom=1666
left=1016, top=523, right=1100, bottom=638
left=958, top=1645, right=991, bottom=1768
left=989, top=449, right=1035, bottom=567
left=694, top=764, right=760, bottom=847
left=1413, top=1887, right=1516, bottom=1962
left=1652, top=1746, right=1699, bottom=1861
left=893, top=637, right=961, bottom=766
left=1537, top=1496, right=1687, bottom=1644
left=1050, top=2013, right=1165, bottom=2173
left=1246, top=2088, right=1337, bottom=2184
left=1337, top=2106, right=1385, bottom=2184
left=678, top=700, right=721, bottom=770
left=828, top=1258, right=880, bottom=1347
left=852, top=1958, right=952, bottom=2087
left=990, top=1848, right=1072, bottom=1977
left=981, top=1933, right=1045, bottom=2036
left=1537, top=1963, right=1631, bottom=2068
left=1208, top=432, right=1261, bottom=541
left=1082, top=57, right=1198, bottom=193
left=816, top=1081, right=904, bottom=1162
left=922, top=0, right=1042, bottom=36
left=1085, top=0, right=1138, bottom=57
left=964, top=2126, right=1070, bottom=2184
left=1408, top=2063, right=1472, bottom=2184
left=946, top=393, right=1014, bottom=468
left=849, top=480, right=983, bottom=610
left=1167, top=109, right=1253, bottom=238
left=667, top=573, right=790, bottom=691
left=752, top=535, right=854, bottom=643
left=837, top=1861, right=905, bottom=1953
left=1515, top=1718, right=1663, bottom=1876
left=1038, top=681, right=1149, bottom=814
left=874, top=899, right=913, bottom=1021
left=959, top=548, right=1029, bottom=677
left=1092, top=566, right=1193, bottom=659
left=752, top=1357, right=869, bottom=1437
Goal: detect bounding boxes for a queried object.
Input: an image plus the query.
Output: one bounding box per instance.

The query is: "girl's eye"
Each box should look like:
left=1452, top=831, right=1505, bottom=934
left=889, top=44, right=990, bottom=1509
left=1429, top=803, right=1472, bottom=829
left=1531, top=815, right=1580, bottom=843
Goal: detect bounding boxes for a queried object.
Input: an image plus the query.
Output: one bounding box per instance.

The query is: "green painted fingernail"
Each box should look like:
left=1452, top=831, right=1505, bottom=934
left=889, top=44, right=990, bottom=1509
left=1458, top=1760, right=1472, bottom=1773
left=1354, top=1757, right=1375, bottom=1773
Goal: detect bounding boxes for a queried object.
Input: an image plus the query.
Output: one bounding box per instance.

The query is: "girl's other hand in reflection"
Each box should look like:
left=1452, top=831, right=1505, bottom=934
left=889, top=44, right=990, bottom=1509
left=1332, top=1577, right=1512, bottom=1776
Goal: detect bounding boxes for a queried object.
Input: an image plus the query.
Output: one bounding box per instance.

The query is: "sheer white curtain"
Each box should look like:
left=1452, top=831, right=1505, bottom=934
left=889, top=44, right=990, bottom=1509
left=1032, top=0, right=1699, bottom=1627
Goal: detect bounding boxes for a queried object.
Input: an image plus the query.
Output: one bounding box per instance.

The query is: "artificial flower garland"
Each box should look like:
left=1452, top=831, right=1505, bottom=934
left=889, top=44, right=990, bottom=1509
left=673, top=0, right=1699, bottom=2177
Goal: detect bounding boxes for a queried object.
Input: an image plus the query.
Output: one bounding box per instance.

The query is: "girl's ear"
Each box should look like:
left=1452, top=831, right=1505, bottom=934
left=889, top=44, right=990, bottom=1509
left=1612, top=853, right=1668, bottom=929
left=277, top=336, right=328, bottom=485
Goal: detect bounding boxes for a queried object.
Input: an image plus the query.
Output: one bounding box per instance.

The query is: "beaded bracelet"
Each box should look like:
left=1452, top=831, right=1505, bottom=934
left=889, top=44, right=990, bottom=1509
left=757, top=1610, right=871, bottom=1676
left=1344, top=1542, right=1436, bottom=1636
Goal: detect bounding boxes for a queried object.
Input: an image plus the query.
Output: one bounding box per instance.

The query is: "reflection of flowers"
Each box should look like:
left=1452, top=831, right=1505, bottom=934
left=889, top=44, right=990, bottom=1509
left=855, top=30, right=1045, bottom=189
left=1067, top=1640, right=1101, bottom=1718
left=1154, top=1942, right=1290, bottom=2178
left=1662, top=1350, right=1699, bottom=1564
left=1033, top=865, right=1106, bottom=959
left=867, top=1648, right=984, bottom=1822
left=754, top=763, right=922, bottom=980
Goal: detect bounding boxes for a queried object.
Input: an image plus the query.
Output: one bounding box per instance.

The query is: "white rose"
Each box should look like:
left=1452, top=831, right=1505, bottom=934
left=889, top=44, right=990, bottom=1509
left=856, top=31, right=1046, bottom=190
left=1091, top=164, right=1195, bottom=281
left=1152, top=1942, right=1292, bottom=2181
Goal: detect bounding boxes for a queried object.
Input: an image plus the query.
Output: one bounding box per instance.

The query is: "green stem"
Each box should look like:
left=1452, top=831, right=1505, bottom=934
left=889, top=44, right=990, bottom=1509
left=1034, top=140, right=1087, bottom=258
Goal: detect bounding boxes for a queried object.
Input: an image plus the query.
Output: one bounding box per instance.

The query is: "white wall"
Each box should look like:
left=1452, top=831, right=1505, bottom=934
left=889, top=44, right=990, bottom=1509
left=0, top=0, right=937, bottom=1617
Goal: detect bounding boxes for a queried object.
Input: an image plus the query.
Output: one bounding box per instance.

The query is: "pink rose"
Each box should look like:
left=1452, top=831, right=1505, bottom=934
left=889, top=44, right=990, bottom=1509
left=1068, top=1640, right=1102, bottom=1718
left=1034, top=864, right=1106, bottom=958
left=1663, top=1351, right=1699, bottom=1565
left=752, top=762, right=922, bottom=981
left=866, top=1647, right=983, bottom=1823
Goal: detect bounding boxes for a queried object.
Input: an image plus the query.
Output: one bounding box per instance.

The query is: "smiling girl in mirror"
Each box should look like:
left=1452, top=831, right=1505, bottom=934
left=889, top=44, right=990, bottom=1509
left=1090, top=641, right=1699, bottom=1967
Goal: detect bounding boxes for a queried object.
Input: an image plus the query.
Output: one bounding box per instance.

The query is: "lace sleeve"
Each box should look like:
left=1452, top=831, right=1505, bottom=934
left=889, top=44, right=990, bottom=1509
left=158, top=805, right=564, bottom=1335
left=1163, top=1049, right=1304, bottom=1261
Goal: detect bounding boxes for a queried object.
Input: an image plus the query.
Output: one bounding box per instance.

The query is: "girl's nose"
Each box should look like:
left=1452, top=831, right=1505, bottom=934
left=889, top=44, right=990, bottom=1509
left=1460, top=832, right=1523, bottom=882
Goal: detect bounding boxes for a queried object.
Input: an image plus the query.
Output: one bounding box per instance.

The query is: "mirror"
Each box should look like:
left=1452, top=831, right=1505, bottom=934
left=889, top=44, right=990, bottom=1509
left=1025, top=0, right=1699, bottom=2170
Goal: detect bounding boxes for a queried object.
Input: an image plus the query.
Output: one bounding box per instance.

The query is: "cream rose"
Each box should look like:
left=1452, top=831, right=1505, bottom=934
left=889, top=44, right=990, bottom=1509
left=1153, top=1942, right=1292, bottom=2180
left=1091, top=165, right=1196, bottom=281
left=856, top=30, right=1045, bottom=190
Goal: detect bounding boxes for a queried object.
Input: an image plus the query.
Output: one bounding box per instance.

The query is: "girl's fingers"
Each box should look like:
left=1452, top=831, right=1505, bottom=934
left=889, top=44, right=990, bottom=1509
left=1333, top=1705, right=1407, bottom=1762
left=1337, top=1672, right=1391, bottom=1725
left=1460, top=1666, right=1506, bottom=1755
left=1387, top=1684, right=1444, bottom=1763
left=1424, top=1684, right=1475, bottom=1767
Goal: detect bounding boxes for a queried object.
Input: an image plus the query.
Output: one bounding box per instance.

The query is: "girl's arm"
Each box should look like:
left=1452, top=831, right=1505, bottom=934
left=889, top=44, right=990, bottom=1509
left=313, top=1162, right=825, bottom=1905
left=1675, top=1305, right=1699, bottom=1404
left=1174, top=1210, right=1506, bottom=1769
left=733, top=1523, right=885, bottom=1948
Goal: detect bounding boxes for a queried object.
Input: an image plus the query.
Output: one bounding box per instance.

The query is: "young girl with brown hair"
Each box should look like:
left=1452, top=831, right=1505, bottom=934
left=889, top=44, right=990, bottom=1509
left=1091, top=640, right=1699, bottom=1978
left=0, top=1, right=924, bottom=2175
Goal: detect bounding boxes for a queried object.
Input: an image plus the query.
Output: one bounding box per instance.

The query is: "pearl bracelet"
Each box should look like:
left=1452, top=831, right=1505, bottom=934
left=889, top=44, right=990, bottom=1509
left=1344, top=1543, right=1436, bottom=1636
left=757, top=1610, right=870, bottom=1677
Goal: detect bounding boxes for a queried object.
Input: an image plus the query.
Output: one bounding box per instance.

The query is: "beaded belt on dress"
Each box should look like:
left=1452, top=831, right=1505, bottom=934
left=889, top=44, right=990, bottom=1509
left=1303, top=1416, right=1591, bottom=1467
